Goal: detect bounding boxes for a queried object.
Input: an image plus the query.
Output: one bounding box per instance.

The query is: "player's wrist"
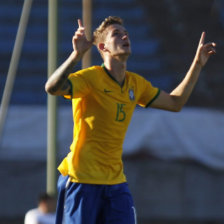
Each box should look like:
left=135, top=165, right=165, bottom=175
left=193, top=57, right=203, bottom=69
left=70, top=51, right=83, bottom=63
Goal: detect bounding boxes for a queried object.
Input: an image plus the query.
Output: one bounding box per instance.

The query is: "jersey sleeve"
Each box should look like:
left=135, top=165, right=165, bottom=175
left=137, top=78, right=160, bottom=108
left=63, top=71, right=91, bottom=100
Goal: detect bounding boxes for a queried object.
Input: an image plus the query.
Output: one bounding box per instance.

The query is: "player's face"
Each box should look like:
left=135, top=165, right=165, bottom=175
left=103, top=24, right=131, bottom=58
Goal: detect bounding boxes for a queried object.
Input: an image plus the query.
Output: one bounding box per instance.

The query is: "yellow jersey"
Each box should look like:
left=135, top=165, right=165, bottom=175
left=58, top=65, right=160, bottom=184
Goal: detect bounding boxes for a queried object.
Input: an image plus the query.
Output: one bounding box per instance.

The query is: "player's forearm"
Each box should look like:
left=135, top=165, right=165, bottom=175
left=45, top=51, right=81, bottom=94
left=170, top=60, right=202, bottom=110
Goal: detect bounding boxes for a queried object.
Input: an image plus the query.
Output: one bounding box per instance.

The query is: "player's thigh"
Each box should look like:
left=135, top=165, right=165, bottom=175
left=64, top=182, right=104, bottom=224
left=105, top=183, right=137, bottom=224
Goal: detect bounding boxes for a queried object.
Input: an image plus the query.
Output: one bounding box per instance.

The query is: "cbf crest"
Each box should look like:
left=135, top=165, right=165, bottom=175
left=128, top=88, right=135, bottom=101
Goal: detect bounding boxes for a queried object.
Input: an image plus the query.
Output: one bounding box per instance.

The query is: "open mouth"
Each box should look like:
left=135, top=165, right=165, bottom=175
left=123, top=43, right=130, bottom=47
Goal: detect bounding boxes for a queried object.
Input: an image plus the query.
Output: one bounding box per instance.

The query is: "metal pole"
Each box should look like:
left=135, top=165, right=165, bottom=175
left=0, top=0, right=33, bottom=142
left=47, top=0, right=58, bottom=195
left=82, top=0, right=92, bottom=68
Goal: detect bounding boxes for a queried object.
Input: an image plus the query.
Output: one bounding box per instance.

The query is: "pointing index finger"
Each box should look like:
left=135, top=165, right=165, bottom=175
left=78, top=19, right=83, bottom=28
left=199, top=31, right=205, bottom=46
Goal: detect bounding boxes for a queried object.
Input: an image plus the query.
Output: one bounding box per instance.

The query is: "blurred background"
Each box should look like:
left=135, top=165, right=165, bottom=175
left=1, top=0, right=224, bottom=223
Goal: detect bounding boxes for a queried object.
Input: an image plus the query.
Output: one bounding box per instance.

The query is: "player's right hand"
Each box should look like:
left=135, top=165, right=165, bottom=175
left=72, top=19, right=93, bottom=57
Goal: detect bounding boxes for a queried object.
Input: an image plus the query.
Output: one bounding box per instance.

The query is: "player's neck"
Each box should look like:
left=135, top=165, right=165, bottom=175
left=103, top=59, right=126, bottom=85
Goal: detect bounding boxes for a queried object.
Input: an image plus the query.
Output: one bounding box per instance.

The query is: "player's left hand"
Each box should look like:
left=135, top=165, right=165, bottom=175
left=195, top=32, right=216, bottom=67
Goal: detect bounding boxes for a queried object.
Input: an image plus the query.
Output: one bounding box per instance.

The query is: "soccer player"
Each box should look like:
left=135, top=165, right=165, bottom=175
left=45, top=16, right=216, bottom=224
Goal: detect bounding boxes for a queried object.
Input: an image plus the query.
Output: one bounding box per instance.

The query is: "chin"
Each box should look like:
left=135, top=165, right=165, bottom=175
left=121, top=49, right=131, bottom=55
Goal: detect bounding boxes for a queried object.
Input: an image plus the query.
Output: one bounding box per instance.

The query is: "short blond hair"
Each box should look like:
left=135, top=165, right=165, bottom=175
left=93, top=16, right=123, bottom=47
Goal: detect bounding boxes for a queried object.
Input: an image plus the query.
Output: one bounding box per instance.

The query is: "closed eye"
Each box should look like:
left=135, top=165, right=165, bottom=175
left=111, top=28, right=129, bottom=38
left=112, top=31, right=120, bottom=36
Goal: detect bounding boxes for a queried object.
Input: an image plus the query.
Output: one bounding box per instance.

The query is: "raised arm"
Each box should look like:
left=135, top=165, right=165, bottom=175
left=150, top=32, right=216, bottom=112
left=45, top=19, right=93, bottom=96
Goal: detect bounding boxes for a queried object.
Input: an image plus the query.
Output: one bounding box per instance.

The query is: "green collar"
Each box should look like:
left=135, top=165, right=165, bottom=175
left=101, top=63, right=125, bottom=87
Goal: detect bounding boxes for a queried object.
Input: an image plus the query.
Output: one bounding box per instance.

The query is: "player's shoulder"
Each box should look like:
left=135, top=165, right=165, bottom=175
left=69, top=65, right=102, bottom=78
left=26, top=208, right=39, bottom=215
left=126, top=70, right=147, bottom=83
left=73, top=65, right=102, bottom=74
left=24, top=208, right=40, bottom=221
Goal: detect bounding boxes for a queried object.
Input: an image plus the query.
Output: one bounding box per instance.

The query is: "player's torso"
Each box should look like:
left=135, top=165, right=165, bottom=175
left=73, top=66, right=139, bottom=142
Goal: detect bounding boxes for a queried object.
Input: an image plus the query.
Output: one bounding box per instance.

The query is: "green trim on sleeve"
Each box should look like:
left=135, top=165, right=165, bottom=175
left=62, top=78, right=73, bottom=100
left=145, top=89, right=161, bottom=108
left=67, top=79, right=73, bottom=97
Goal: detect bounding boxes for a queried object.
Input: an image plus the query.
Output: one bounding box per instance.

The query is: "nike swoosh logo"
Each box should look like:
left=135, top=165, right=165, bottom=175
left=104, top=89, right=112, bottom=93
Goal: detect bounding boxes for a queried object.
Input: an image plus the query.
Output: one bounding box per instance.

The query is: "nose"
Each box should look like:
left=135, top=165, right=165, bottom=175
left=122, top=34, right=128, bottom=40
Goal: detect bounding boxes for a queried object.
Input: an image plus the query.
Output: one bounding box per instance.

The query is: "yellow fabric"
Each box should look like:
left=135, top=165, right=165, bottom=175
left=58, top=65, right=160, bottom=184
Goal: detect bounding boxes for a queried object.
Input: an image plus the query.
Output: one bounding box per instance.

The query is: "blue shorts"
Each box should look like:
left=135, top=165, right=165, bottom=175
left=55, top=175, right=137, bottom=224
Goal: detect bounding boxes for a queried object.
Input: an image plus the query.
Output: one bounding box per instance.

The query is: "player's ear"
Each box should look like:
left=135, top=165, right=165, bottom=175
left=98, top=43, right=106, bottom=51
